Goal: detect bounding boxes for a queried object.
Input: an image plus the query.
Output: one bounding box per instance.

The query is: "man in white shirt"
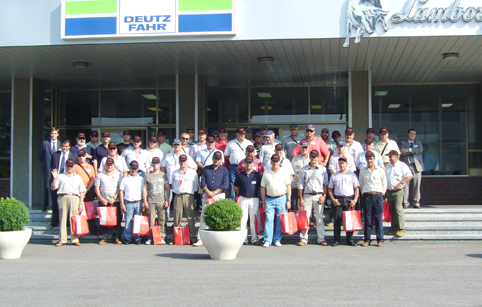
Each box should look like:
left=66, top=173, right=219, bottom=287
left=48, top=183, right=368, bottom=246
left=162, top=138, right=197, bottom=184
left=189, top=130, right=207, bottom=160
left=356, top=138, right=384, bottom=170
left=224, top=128, right=252, bottom=200
left=119, top=160, right=144, bottom=245
left=345, top=127, right=364, bottom=166
left=99, top=142, right=128, bottom=176
left=374, top=128, right=401, bottom=166
left=180, top=132, right=192, bottom=155
left=259, top=130, right=277, bottom=167
left=385, top=150, right=413, bottom=237
left=264, top=144, right=295, bottom=180
left=156, top=130, right=172, bottom=157
left=291, top=141, right=310, bottom=212
left=122, top=136, right=150, bottom=177
left=145, top=136, right=164, bottom=172
left=282, top=124, right=303, bottom=162
left=329, top=140, right=356, bottom=173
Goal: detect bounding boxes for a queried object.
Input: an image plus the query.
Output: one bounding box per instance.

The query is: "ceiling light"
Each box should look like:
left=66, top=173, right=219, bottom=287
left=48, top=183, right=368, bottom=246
left=388, top=104, right=401, bottom=108
left=73, top=62, right=89, bottom=68
left=258, top=57, right=274, bottom=63
left=311, top=105, right=322, bottom=109
left=374, top=91, right=389, bottom=96
left=442, top=53, right=459, bottom=60
left=207, top=108, right=212, bottom=111
left=142, top=94, right=157, bottom=100
left=441, top=103, right=453, bottom=108
left=45, top=98, right=51, bottom=101
left=260, top=106, right=273, bottom=110
left=257, top=92, right=271, bottom=98
left=147, top=107, right=163, bottom=112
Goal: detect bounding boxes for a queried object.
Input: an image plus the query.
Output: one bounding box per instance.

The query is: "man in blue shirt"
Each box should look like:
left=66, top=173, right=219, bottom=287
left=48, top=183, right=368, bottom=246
left=194, top=151, right=230, bottom=246
left=234, top=156, right=262, bottom=245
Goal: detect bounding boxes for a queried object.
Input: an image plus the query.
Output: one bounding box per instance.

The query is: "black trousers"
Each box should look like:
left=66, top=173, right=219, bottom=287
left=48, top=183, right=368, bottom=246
left=362, top=193, right=384, bottom=243
left=50, top=190, right=60, bottom=227
left=333, top=196, right=354, bottom=243
left=98, top=202, right=123, bottom=240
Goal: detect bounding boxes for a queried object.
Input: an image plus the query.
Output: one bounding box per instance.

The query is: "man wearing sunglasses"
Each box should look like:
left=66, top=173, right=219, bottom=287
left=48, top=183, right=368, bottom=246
left=70, top=132, right=94, bottom=164
left=180, top=132, right=192, bottom=155
left=86, top=130, right=100, bottom=149
left=291, top=124, right=330, bottom=167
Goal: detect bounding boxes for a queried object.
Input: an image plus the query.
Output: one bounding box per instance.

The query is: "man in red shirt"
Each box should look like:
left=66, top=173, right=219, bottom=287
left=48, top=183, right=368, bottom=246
left=291, top=124, right=330, bottom=167
left=237, top=145, right=264, bottom=175
left=215, top=128, right=230, bottom=168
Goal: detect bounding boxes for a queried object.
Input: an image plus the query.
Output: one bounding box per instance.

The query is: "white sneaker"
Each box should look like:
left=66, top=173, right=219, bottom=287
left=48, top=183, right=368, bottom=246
left=145, top=239, right=152, bottom=245
left=244, top=240, right=249, bottom=245
left=161, top=239, right=166, bottom=245
left=193, top=240, right=203, bottom=247
left=274, top=241, right=282, bottom=247
left=262, top=242, right=270, bottom=248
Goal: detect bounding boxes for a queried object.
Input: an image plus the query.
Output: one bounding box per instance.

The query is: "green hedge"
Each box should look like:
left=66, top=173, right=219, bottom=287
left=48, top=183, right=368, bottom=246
left=0, top=198, right=30, bottom=232
left=204, top=199, right=242, bottom=231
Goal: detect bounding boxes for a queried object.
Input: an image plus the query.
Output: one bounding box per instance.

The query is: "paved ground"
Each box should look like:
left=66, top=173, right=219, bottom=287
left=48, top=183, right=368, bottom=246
left=1, top=242, right=481, bottom=306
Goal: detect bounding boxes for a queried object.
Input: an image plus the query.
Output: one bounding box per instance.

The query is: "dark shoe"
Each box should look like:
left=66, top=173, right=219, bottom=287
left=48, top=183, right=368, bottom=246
left=318, top=241, right=327, bottom=246
left=347, top=241, right=356, bottom=246
left=42, top=204, right=50, bottom=212
left=414, top=206, right=421, bottom=209
left=331, top=241, right=340, bottom=247
left=55, top=242, right=64, bottom=247
left=49, top=225, right=55, bottom=229
left=253, top=241, right=260, bottom=246
left=73, top=242, right=81, bottom=246
left=362, top=242, right=370, bottom=247
left=135, top=241, right=141, bottom=245
left=98, top=240, right=106, bottom=245
left=377, top=242, right=384, bottom=247
left=124, top=240, right=131, bottom=245
left=113, top=239, right=122, bottom=244
left=296, top=241, right=307, bottom=246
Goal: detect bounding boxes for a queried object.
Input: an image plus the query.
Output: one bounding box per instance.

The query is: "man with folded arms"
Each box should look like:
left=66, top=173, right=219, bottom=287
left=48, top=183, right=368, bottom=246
left=119, top=160, right=144, bottom=245
left=385, top=150, right=413, bottom=237
left=194, top=151, right=230, bottom=247
left=142, top=157, right=170, bottom=245
left=99, top=142, right=128, bottom=177
left=359, top=151, right=387, bottom=247
left=234, top=156, right=262, bottom=245
left=122, top=135, right=150, bottom=178
left=291, top=124, right=330, bottom=167
left=224, top=128, right=252, bottom=200
left=51, top=159, right=86, bottom=247
left=297, top=150, right=329, bottom=246
left=260, top=154, right=292, bottom=248
left=95, top=158, right=123, bottom=245
left=170, top=154, right=199, bottom=245
left=328, top=157, right=360, bottom=247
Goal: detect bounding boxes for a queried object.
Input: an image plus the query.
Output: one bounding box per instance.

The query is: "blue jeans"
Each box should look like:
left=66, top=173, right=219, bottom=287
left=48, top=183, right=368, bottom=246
left=228, top=164, right=238, bottom=200
left=362, top=193, right=384, bottom=243
left=263, top=195, right=287, bottom=245
left=124, top=200, right=142, bottom=243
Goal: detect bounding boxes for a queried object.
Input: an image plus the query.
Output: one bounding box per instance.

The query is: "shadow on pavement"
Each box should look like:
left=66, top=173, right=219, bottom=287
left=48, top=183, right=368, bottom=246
left=466, top=254, right=482, bottom=259
left=157, top=253, right=211, bottom=260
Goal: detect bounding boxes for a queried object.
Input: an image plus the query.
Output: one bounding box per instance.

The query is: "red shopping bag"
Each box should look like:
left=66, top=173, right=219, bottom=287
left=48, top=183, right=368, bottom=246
left=234, top=196, right=239, bottom=204
left=152, top=223, right=162, bottom=245
left=207, top=193, right=225, bottom=205
left=132, top=215, right=150, bottom=236
left=81, top=201, right=95, bottom=220
left=343, top=209, right=362, bottom=232
left=296, top=209, right=310, bottom=231
left=280, top=210, right=298, bottom=234
left=383, top=201, right=392, bottom=222
left=71, top=214, right=89, bottom=236
left=174, top=225, right=190, bottom=245
left=255, top=208, right=266, bottom=233
left=97, top=206, right=117, bottom=227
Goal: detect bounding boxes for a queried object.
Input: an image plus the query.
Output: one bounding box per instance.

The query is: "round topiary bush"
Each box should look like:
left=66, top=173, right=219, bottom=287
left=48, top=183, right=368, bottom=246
left=0, top=198, right=30, bottom=232
left=204, top=199, right=242, bottom=231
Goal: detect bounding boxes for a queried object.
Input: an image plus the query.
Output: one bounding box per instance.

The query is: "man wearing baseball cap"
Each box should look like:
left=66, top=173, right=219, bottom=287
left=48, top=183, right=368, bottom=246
left=86, top=130, right=100, bottom=149
left=344, top=127, right=364, bottom=166
left=119, top=160, right=144, bottom=245
left=121, top=136, right=150, bottom=178
left=264, top=144, right=295, bottom=179
left=156, top=130, right=172, bottom=157
left=356, top=138, right=384, bottom=171
left=72, top=149, right=96, bottom=203
left=162, top=138, right=197, bottom=185
left=224, top=127, right=253, bottom=200
left=253, top=131, right=263, bottom=158
left=374, top=128, right=400, bottom=167
left=146, top=136, right=164, bottom=173
left=186, top=127, right=196, bottom=145
left=321, top=128, right=336, bottom=154
left=215, top=128, right=230, bottom=156
left=329, top=140, right=356, bottom=174
left=259, top=130, right=277, bottom=167
left=189, top=129, right=207, bottom=161
left=117, top=130, right=132, bottom=155
left=99, top=142, right=129, bottom=176
left=359, top=151, right=387, bottom=247
left=236, top=145, right=264, bottom=174
left=93, top=131, right=112, bottom=176
left=366, top=128, right=378, bottom=143
left=291, top=124, right=331, bottom=167
left=282, top=124, right=303, bottom=162
left=245, top=127, right=254, bottom=143
left=292, top=141, right=311, bottom=212
left=70, top=132, right=94, bottom=164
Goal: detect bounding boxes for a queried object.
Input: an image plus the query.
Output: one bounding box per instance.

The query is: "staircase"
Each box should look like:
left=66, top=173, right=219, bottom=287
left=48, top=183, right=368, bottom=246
left=27, top=208, right=482, bottom=244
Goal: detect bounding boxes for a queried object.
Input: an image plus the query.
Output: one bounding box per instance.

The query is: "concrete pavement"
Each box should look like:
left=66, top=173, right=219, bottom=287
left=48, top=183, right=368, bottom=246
left=1, top=242, right=481, bottom=306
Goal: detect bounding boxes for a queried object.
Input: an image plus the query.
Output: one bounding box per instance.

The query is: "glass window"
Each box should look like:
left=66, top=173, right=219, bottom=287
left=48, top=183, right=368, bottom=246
left=101, top=90, right=156, bottom=125
left=310, top=86, right=348, bottom=122
left=373, top=85, right=466, bottom=175
left=0, top=92, right=11, bottom=178
left=59, top=90, right=99, bottom=126
left=250, top=87, right=308, bottom=123
left=43, top=91, right=52, bottom=140
left=158, top=89, right=176, bottom=124
left=207, top=88, right=248, bottom=124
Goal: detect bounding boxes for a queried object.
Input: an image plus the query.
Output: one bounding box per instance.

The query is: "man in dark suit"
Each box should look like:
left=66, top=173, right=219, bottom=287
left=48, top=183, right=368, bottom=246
left=38, top=128, right=61, bottom=212
left=50, top=139, right=78, bottom=227
left=400, top=129, right=424, bottom=209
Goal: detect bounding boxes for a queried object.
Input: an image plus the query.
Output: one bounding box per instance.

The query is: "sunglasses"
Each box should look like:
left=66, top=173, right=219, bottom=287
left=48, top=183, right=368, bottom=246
left=181, top=138, right=189, bottom=140
left=77, top=154, right=86, bottom=157
left=306, top=130, right=314, bottom=133
left=109, top=148, right=116, bottom=150
left=91, top=135, right=98, bottom=137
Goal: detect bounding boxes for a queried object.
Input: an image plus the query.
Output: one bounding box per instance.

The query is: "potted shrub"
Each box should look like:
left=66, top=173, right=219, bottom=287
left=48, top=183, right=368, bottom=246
left=199, top=199, right=246, bottom=260
left=0, top=197, right=32, bottom=259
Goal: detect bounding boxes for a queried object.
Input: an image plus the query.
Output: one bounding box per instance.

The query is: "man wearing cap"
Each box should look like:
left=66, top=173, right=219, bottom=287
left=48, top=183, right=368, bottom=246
left=328, top=157, right=360, bottom=246
left=186, top=127, right=196, bottom=145
left=51, top=159, right=86, bottom=246
left=93, top=132, right=112, bottom=176
left=170, top=154, right=199, bottom=245
left=374, top=128, right=400, bottom=167
left=196, top=136, right=224, bottom=171
left=189, top=130, right=207, bottom=161
left=332, top=131, right=342, bottom=145
left=224, top=128, right=253, bottom=200
left=359, top=151, right=387, bottom=247
left=356, top=138, right=384, bottom=171
left=156, top=130, right=172, bottom=157
left=345, top=127, right=364, bottom=167
left=95, top=157, right=123, bottom=245
left=292, top=141, right=311, bottom=212
left=39, top=127, right=61, bottom=212
left=321, top=128, right=336, bottom=154
left=282, top=124, right=303, bottom=162
left=193, top=151, right=230, bottom=246
left=245, top=127, right=254, bottom=143
left=329, top=140, right=356, bottom=173
left=117, top=130, right=132, bottom=155
left=179, top=132, right=192, bottom=155
left=259, top=130, right=277, bottom=167
left=215, top=128, right=230, bottom=167
left=162, top=138, right=198, bottom=184
left=86, top=130, right=100, bottom=149
left=237, top=145, right=264, bottom=174
left=399, top=128, right=424, bottom=209
left=99, top=142, right=128, bottom=177
left=264, top=144, right=295, bottom=179
left=122, top=136, right=150, bottom=177
left=260, top=154, right=292, bottom=247
left=291, top=124, right=330, bottom=167
left=297, top=150, right=329, bottom=246
left=259, top=125, right=268, bottom=136
left=73, top=149, right=96, bottom=202
left=146, top=136, right=164, bottom=173
left=253, top=131, right=264, bottom=158
left=385, top=150, right=413, bottom=237
left=70, top=132, right=94, bottom=164
left=366, top=128, right=379, bottom=143
left=142, top=157, right=170, bottom=245
left=212, top=130, right=220, bottom=142
left=234, top=156, right=262, bottom=245
left=119, top=160, right=144, bottom=245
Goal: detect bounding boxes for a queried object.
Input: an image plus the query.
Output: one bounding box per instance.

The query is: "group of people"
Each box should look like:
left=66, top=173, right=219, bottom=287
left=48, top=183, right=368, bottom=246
left=39, top=124, right=427, bottom=247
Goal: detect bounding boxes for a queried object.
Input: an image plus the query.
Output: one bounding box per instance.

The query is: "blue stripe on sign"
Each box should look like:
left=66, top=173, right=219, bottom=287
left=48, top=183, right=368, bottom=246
left=179, top=13, right=232, bottom=32
left=65, top=17, right=117, bottom=36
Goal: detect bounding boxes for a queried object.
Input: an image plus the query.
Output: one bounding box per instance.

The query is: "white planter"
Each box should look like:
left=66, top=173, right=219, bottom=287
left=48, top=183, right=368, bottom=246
left=0, top=228, right=32, bottom=259
left=199, top=228, right=247, bottom=260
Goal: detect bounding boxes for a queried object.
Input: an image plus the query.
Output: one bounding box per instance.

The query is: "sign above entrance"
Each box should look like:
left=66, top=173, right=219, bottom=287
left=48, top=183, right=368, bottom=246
left=61, top=0, right=234, bottom=39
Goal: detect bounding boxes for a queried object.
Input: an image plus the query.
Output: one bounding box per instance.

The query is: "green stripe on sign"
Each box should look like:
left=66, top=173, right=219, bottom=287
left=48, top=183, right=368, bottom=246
left=179, top=0, right=232, bottom=11
left=65, top=0, right=117, bottom=15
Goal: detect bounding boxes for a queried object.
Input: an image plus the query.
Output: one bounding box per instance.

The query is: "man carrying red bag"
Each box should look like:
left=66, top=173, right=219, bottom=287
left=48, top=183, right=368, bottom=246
left=327, top=156, right=360, bottom=247
left=297, top=150, right=328, bottom=246
left=359, top=151, right=387, bottom=247
left=95, top=157, right=123, bottom=244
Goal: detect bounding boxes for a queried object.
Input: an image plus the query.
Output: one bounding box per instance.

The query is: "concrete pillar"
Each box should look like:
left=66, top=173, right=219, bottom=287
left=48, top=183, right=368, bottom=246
left=178, top=74, right=205, bottom=137
left=11, top=78, right=44, bottom=207
left=349, top=71, right=371, bottom=140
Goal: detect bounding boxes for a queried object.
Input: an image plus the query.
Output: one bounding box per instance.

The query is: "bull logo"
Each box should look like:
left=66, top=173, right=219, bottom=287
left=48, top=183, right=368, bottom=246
left=343, top=0, right=389, bottom=47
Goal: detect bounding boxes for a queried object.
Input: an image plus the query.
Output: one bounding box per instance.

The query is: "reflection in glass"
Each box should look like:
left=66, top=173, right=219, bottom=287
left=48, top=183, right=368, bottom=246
left=44, top=91, right=52, bottom=140
left=207, top=88, right=248, bottom=124
left=59, top=91, right=99, bottom=126
left=158, top=89, right=176, bottom=124
left=0, top=92, right=11, bottom=178
left=251, top=87, right=308, bottom=123
left=101, top=90, right=156, bottom=125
